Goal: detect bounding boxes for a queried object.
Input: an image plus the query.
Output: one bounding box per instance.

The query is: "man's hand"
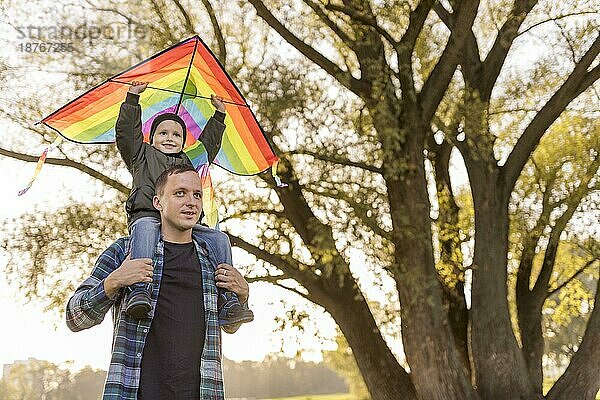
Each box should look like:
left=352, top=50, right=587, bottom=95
left=210, top=94, right=226, bottom=113
left=215, top=264, right=249, bottom=304
left=104, top=255, right=154, bottom=298
left=128, top=81, right=148, bottom=95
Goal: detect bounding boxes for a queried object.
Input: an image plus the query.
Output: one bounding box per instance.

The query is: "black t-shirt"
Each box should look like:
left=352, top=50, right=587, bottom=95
left=138, top=241, right=206, bottom=400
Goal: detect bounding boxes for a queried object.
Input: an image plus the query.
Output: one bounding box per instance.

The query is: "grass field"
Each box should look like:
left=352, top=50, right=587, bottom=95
left=264, top=394, right=356, bottom=400
left=264, top=389, right=600, bottom=400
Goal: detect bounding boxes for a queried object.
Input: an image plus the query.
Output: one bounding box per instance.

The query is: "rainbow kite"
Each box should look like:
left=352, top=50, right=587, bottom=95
left=21, top=36, right=284, bottom=225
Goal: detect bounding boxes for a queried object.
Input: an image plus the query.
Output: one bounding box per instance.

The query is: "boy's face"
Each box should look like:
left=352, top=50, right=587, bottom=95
left=152, top=120, right=184, bottom=153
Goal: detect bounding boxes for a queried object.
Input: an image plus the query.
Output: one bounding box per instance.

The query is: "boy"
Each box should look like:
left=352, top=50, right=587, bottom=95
left=115, top=81, right=253, bottom=326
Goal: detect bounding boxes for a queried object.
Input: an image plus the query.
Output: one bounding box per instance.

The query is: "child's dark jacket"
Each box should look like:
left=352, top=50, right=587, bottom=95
left=116, top=92, right=225, bottom=228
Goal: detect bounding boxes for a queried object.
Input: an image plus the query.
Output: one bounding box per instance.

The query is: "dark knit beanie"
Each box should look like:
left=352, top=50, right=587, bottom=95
left=149, top=113, right=187, bottom=145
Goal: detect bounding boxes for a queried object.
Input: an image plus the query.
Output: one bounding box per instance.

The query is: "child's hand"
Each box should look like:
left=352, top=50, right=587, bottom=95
left=211, top=94, right=226, bottom=113
left=128, top=81, right=148, bottom=95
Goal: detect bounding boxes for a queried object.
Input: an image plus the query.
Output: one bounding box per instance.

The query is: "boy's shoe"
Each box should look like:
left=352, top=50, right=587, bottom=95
left=219, top=303, right=254, bottom=326
left=125, top=292, right=152, bottom=319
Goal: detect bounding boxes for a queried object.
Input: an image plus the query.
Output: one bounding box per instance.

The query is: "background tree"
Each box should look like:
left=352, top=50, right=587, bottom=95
left=0, top=359, right=106, bottom=400
left=323, top=333, right=370, bottom=400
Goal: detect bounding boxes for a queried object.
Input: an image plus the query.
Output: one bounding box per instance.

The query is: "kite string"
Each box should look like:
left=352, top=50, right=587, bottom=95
left=18, top=136, right=64, bottom=196
left=198, top=163, right=219, bottom=229
left=108, top=79, right=248, bottom=107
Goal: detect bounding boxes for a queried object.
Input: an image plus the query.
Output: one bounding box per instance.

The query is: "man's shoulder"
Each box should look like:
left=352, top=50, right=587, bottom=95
left=103, top=237, right=131, bottom=258
left=193, top=225, right=229, bottom=242
left=192, top=226, right=231, bottom=253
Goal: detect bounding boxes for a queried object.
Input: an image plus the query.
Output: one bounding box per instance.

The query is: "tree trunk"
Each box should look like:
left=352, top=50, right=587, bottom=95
left=517, top=294, right=545, bottom=393
left=329, top=290, right=418, bottom=400
left=546, top=276, right=600, bottom=400
left=271, top=156, right=418, bottom=400
left=432, top=140, right=470, bottom=372
left=516, top=237, right=546, bottom=393
left=470, top=177, right=535, bottom=399
left=442, top=281, right=470, bottom=374
left=386, top=129, right=477, bottom=400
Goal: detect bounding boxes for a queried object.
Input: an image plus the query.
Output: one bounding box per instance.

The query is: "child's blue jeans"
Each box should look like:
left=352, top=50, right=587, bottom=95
left=127, top=216, right=240, bottom=306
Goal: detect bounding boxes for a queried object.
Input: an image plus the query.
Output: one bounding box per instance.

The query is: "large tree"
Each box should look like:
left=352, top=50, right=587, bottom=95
left=1, top=1, right=599, bottom=399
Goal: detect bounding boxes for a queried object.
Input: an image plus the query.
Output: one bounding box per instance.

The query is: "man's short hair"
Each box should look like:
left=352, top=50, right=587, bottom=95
left=155, top=164, right=198, bottom=196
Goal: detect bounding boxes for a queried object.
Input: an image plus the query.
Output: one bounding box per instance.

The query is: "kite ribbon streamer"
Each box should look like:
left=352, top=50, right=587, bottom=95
left=271, top=160, right=288, bottom=188
left=18, top=136, right=63, bottom=196
left=199, top=163, right=218, bottom=229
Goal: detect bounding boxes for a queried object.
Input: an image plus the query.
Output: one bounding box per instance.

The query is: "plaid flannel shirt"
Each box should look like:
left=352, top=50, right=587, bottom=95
left=66, top=236, right=232, bottom=400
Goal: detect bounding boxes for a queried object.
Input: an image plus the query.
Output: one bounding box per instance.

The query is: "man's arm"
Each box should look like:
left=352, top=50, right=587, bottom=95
left=215, top=263, right=250, bottom=334
left=215, top=264, right=249, bottom=303
left=115, top=83, right=146, bottom=170
left=66, top=239, right=154, bottom=332
left=65, top=240, right=127, bottom=332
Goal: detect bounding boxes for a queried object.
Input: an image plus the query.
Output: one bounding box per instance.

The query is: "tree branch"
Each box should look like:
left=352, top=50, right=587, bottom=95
left=170, top=0, right=195, bottom=34
left=0, top=147, right=129, bottom=194
left=303, top=184, right=392, bottom=241
left=247, top=273, right=290, bottom=283
left=517, top=11, right=599, bottom=38
left=302, top=0, right=355, bottom=46
left=399, top=0, right=436, bottom=53
left=479, top=0, right=539, bottom=98
left=432, top=112, right=468, bottom=156
left=247, top=0, right=367, bottom=97
left=577, top=63, right=600, bottom=95
left=200, top=0, right=227, bottom=64
left=419, top=0, right=481, bottom=122
left=547, top=259, right=598, bottom=298
left=289, top=149, right=382, bottom=174
left=502, top=33, right=600, bottom=194
left=220, top=208, right=287, bottom=223
left=324, top=2, right=399, bottom=47
left=274, top=282, right=312, bottom=301
left=433, top=2, right=452, bottom=26
left=225, top=232, right=320, bottom=283
left=149, top=0, right=178, bottom=44
left=395, top=0, right=437, bottom=101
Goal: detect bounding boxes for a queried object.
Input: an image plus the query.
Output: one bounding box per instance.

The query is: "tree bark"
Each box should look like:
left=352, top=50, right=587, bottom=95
left=515, top=209, right=550, bottom=394
left=329, top=286, right=419, bottom=400
left=516, top=235, right=546, bottom=393
left=469, top=170, right=535, bottom=399
left=516, top=287, right=546, bottom=393
left=431, top=140, right=470, bottom=372
left=386, top=126, right=477, bottom=400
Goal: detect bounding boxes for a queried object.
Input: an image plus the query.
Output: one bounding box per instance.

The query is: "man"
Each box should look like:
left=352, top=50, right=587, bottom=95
left=66, top=164, right=250, bottom=399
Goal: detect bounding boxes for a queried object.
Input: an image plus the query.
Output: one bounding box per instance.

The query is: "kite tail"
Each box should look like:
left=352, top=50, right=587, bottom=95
left=198, top=163, right=219, bottom=229
left=271, top=159, right=288, bottom=188
left=18, top=136, right=63, bottom=196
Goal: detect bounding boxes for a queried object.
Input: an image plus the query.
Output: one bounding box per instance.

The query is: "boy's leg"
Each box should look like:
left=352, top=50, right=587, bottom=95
left=126, top=216, right=161, bottom=319
left=192, top=225, right=254, bottom=326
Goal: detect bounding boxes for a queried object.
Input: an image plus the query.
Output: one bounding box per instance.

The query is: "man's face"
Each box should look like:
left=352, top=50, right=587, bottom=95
left=153, top=171, right=203, bottom=232
left=152, top=120, right=184, bottom=154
